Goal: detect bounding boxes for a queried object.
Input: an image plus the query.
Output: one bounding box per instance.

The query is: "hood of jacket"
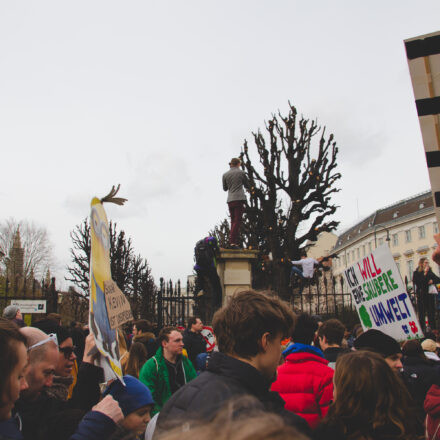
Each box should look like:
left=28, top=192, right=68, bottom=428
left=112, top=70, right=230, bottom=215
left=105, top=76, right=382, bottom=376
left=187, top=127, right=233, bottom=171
left=283, top=342, right=324, bottom=359
left=133, top=332, right=155, bottom=344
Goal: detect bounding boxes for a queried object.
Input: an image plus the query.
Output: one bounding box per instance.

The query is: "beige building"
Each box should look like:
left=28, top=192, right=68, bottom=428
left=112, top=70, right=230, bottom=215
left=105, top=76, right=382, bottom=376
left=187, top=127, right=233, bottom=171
left=306, top=232, right=338, bottom=259
left=332, top=191, right=439, bottom=290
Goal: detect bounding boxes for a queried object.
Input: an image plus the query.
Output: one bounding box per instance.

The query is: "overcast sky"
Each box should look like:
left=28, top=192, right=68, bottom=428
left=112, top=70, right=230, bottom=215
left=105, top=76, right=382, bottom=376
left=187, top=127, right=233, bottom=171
left=1, top=1, right=439, bottom=288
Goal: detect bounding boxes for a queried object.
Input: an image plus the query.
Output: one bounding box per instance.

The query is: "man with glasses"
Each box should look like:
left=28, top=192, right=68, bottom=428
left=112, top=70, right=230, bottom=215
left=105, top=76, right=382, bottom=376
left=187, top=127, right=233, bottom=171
left=15, top=327, right=104, bottom=440
left=32, top=322, right=77, bottom=400
left=19, top=327, right=59, bottom=401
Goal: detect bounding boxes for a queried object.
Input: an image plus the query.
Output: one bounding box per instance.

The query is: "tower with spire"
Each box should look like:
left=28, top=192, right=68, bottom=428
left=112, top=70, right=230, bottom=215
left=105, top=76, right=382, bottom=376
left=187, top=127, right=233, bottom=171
left=7, top=228, right=25, bottom=285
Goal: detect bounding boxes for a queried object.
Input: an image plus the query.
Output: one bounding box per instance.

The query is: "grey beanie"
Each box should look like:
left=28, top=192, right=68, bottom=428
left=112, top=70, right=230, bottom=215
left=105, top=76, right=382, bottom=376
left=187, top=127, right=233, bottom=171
left=3, top=305, right=19, bottom=319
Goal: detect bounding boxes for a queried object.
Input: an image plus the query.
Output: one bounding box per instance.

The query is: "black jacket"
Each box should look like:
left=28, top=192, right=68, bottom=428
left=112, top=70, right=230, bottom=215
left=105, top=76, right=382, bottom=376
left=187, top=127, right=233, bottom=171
left=402, top=355, right=440, bottom=412
left=182, top=329, right=206, bottom=366
left=156, top=352, right=310, bottom=435
left=323, top=347, right=350, bottom=364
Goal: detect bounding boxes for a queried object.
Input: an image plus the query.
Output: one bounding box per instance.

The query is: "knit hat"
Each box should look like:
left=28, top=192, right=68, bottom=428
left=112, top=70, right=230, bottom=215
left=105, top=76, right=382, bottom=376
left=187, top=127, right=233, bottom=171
left=422, top=339, right=437, bottom=353
left=354, top=329, right=401, bottom=358
left=103, top=375, right=154, bottom=416
left=3, top=305, right=20, bottom=319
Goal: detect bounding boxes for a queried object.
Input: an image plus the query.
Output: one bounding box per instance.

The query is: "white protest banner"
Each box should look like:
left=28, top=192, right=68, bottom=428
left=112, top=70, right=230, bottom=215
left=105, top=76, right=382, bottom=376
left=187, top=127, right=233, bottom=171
left=10, top=300, right=46, bottom=314
left=343, top=244, right=423, bottom=341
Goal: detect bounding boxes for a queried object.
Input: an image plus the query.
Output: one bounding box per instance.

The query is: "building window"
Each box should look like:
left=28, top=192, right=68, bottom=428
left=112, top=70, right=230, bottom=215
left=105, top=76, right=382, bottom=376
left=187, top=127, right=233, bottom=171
left=392, top=233, right=399, bottom=246
left=419, top=225, right=426, bottom=239
left=343, top=255, right=346, bottom=265
left=347, top=253, right=350, bottom=263
left=356, top=248, right=360, bottom=259
left=405, top=230, right=412, bottom=243
left=396, top=262, right=401, bottom=274
left=368, top=242, right=372, bottom=253
left=362, top=245, right=366, bottom=256
left=434, top=223, right=439, bottom=234
left=379, top=238, right=384, bottom=245
left=407, top=260, right=414, bottom=280
left=352, top=251, right=355, bottom=261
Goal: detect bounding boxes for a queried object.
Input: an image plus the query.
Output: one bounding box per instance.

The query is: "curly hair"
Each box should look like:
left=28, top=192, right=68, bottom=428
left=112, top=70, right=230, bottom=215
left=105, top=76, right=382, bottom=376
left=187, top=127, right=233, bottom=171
left=325, top=350, right=419, bottom=440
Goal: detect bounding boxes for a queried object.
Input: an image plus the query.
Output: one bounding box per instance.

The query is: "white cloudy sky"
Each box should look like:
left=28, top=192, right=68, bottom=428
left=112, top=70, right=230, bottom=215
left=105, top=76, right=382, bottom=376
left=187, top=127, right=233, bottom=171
left=1, top=1, right=439, bottom=288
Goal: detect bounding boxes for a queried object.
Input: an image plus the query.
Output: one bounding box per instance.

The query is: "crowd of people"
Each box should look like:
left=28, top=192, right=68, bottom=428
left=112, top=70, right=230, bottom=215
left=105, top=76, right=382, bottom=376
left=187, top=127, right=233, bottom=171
left=3, top=289, right=440, bottom=440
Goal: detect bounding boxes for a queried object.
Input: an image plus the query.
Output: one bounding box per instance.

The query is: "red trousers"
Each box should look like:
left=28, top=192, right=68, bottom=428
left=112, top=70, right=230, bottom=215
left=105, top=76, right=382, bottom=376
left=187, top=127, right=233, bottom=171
left=228, top=201, right=245, bottom=245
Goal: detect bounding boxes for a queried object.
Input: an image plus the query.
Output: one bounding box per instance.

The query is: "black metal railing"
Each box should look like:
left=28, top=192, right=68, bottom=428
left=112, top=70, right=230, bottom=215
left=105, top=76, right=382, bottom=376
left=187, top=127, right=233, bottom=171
left=156, top=278, right=197, bottom=328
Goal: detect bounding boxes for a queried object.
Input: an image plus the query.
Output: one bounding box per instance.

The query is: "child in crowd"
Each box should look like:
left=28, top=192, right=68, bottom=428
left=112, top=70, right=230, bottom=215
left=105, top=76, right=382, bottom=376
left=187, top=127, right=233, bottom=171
left=103, top=375, right=154, bottom=439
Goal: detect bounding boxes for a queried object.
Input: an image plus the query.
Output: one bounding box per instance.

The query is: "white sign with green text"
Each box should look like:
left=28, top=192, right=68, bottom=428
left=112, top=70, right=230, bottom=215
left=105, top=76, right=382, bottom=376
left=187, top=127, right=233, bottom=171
left=342, top=244, right=423, bottom=341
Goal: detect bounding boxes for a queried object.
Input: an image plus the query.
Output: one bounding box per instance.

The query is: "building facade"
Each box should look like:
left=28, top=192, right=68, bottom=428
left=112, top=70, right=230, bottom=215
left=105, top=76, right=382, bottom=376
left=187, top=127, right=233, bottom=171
left=331, top=191, right=439, bottom=290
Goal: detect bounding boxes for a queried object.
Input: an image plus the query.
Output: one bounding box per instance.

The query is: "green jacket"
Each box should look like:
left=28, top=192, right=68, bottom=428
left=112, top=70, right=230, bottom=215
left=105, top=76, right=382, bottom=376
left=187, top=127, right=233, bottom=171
left=139, top=346, right=197, bottom=415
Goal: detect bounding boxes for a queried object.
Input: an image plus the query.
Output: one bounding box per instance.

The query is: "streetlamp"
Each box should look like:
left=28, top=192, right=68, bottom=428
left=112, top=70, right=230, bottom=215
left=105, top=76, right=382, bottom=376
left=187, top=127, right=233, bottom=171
left=374, top=224, right=391, bottom=248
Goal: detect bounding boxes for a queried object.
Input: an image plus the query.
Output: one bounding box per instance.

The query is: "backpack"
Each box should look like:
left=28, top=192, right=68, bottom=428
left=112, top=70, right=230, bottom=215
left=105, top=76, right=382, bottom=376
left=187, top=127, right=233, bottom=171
left=194, top=237, right=218, bottom=269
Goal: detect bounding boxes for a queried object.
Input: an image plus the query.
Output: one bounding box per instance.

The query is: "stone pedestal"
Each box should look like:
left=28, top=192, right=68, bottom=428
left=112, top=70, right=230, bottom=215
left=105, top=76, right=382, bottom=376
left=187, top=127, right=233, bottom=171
left=216, top=249, right=259, bottom=304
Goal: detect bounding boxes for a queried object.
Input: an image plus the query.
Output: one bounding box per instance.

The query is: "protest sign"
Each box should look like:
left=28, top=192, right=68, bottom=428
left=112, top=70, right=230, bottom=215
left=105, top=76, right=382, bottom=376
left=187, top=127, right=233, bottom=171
left=104, top=280, right=133, bottom=330
left=89, top=187, right=129, bottom=382
left=201, top=326, right=216, bottom=352
left=177, top=325, right=217, bottom=352
left=343, top=244, right=423, bottom=341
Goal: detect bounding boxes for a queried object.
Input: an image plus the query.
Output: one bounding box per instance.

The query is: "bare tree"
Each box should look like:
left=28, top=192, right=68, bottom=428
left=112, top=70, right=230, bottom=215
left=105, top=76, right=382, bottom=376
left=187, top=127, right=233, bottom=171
left=239, top=103, right=341, bottom=298
left=66, top=218, right=157, bottom=319
left=0, top=217, right=54, bottom=279
left=208, top=219, right=230, bottom=248
left=66, top=218, right=91, bottom=296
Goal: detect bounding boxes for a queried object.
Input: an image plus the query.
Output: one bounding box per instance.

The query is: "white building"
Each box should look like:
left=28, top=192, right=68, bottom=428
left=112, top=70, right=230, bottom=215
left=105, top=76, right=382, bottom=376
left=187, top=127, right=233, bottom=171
left=332, top=191, right=439, bottom=290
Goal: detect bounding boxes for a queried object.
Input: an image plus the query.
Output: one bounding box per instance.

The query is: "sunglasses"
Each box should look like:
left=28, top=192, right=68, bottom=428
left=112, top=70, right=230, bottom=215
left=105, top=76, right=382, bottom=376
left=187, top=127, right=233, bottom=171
left=59, top=346, right=77, bottom=359
left=28, top=333, right=58, bottom=351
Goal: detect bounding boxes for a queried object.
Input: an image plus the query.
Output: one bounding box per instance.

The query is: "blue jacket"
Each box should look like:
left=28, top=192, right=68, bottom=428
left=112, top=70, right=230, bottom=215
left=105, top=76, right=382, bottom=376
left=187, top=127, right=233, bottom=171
left=0, top=417, right=23, bottom=440
left=70, top=411, right=116, bottom=440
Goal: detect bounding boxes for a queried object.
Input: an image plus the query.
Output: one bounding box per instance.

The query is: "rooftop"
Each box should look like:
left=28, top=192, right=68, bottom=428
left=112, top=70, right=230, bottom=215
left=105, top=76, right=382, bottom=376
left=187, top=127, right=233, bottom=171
left=333, top=190, right=433, bottom=250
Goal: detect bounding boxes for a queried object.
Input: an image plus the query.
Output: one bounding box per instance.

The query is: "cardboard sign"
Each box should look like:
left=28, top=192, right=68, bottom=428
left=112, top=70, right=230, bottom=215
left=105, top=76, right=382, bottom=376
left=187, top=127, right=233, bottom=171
left=104, top=280, right=133, bottom=329
left=10, top=300, right=46, bottom=314
left=343, top=244, right=423, bottom=341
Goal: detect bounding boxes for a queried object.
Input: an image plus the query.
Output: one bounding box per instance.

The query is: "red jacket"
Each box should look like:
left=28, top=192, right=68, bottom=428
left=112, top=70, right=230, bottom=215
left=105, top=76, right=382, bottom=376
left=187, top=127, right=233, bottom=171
left=271, top=348, right=334, bottom=429
left=425, top=384, right=440, bottom=440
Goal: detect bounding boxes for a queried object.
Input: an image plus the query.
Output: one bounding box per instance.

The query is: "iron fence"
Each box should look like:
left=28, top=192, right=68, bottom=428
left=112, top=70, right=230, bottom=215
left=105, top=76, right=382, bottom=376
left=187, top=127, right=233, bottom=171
left=0, top=276, right=59, bottom=321
left=156, top=278, right=197, bottom=328
left=290, top=271, right=360, bottom=327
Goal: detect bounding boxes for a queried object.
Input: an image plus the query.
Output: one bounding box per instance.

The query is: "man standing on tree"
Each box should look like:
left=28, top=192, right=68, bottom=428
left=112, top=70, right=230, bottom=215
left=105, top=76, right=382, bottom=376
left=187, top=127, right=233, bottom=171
left=222, top=157, right=250, bottom=249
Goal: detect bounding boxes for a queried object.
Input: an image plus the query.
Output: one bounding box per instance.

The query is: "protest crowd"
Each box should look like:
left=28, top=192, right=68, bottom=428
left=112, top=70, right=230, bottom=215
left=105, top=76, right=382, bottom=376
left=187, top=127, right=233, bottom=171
left=3, top=271, right=440, bottom=440
left=3, top=159, right=440, bottom=440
